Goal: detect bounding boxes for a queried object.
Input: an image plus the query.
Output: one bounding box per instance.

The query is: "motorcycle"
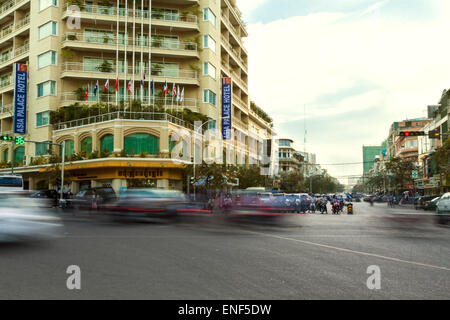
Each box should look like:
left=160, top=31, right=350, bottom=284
left=332, top=202, right=341, bottom=214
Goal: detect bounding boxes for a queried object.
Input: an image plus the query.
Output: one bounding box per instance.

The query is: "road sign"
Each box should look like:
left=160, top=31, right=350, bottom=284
left=412, top=170, right=418, bottom=179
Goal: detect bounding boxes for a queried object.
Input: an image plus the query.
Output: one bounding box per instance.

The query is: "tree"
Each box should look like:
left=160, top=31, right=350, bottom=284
left=385, top=157, right=417, bottom=191
left=279, top=171, right=304, bottom=192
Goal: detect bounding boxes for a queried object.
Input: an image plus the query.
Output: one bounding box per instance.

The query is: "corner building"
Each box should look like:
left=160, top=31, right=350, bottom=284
left=0, top=0, right=275, bottom=193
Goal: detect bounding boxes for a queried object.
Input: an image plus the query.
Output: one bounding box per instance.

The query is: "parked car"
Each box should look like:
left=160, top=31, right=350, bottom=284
left=69, top=187, right=117, bottom=210
left=427, top=196, right=441, bottom=211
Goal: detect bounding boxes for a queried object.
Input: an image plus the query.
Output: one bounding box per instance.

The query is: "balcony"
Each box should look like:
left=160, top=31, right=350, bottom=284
left=0, top=103, right=12, bottom=119
left=62, top=4, right=198, bottom=30
left=232, top=95, right=248, bottom=114
left=61, top=62, right=199, bottom=86
left=0, top=0, right=29, bottom=22
left=221, top=14, right=247, bottom=53
left=0, top=16, right=29, bottom=41
left=232, top=70, right=248, bottom=91
left=0, top=74, right=12, bottom=93
left=60, top=92, right=199, bottom=112
left=232, top=117, right=248, bottom=132
left=0, top=43, right=29, bottom=70
left=52, top=111, right=194, bottom=132
left=221, top=36, right=248, bottom=73
left=62, top=33, right=199, bottom=58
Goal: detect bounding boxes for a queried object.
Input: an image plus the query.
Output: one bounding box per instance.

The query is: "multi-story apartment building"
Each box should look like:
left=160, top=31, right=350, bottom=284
left=0, top=0, right=275, bottom=193
left=277, top=138, right=303, bottom=173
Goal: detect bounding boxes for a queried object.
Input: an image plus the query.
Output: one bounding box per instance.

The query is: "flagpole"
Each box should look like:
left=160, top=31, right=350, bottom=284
left=132, top=0, right=136, bottom=103
left=116, top=0, right=119, bottom=108
left=148, top=0, right=152, bottom=114
left=124, top=0, right=128, bottom=112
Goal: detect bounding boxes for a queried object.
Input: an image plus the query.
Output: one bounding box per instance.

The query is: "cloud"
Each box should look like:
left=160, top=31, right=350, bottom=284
left=359, top=0, right=389, bottom=16
left=237, top=0, right=268, bottom=16
left=245, top=1, right=450, bottom=178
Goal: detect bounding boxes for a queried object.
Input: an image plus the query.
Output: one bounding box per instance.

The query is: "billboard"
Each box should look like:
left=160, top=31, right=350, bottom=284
left=13, top=63, right=27, bottom=134
left=222, top=77, right=232, bottom=140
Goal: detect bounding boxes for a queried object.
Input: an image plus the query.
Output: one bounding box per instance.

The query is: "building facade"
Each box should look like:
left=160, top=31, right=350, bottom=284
left=277, top=139, right=302, bottom=173
left=0, top=0, right=275, bottom=193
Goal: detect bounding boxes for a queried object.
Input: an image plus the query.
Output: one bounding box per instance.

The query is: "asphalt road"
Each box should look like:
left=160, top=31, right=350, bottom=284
left=0, top=202, right=449, bottom=299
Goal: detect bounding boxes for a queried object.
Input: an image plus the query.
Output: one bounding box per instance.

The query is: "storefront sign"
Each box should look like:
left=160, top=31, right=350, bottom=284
left=222, top=77, right=232, bottom=140
left=13, top=64, right=27, bottom=134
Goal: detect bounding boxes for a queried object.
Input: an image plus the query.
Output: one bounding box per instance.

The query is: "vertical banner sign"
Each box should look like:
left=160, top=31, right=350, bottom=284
left=222, top=77, right=232, bottom=140
left=14, top=63, right=27, bottom=134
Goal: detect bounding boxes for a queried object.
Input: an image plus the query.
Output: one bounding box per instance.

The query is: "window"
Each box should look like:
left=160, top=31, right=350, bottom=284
left=208, top=119, right=216, bottom=129
left=38, top=50, right=57, bottom=69
left=39, top=0, right=58, bottom=11
left=203, top=89, right=216, bottom=106
left=15, top=146, right=25, bottom=163
left=100, top=134, right=114, bottom=154
left=37, top=81, right=56, bottom=97
left=3, top=149, right=8, bottom=162
left=36, top=111, right=50, bottom=127
left=124, top=133, right=160, bottom=155
left=203, top=62, right=216, bottom=79
left=64, top=140, right=74, bottom=157
left=203, top=8, right=216, bottom=27
left=38, top=21, right=57, bottom=40
left=35, top=142, right=50, bottom=156
left=81, top=137, right=93, bottom=154
left=203, top=35, right=216, bottom=53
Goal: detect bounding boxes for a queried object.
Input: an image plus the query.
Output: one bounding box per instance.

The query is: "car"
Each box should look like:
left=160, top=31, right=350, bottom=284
left=427, top=196, right=441, bottom=211
left=105, top=189, right=194, bottom=219
left=30, top=189, right=59, bottom=207
left=0, top=192, right=63, bottom=242
left=435, top=193, right=450, bottom=225
left=414, top=196, right=436, bottom=210
left=68, top=187, right=117, bottom=210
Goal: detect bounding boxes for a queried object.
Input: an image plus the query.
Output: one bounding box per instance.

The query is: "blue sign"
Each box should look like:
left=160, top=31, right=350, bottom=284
left=222, top=77, right=232, bottom=140
left=13, top=64, right=27, bottom=134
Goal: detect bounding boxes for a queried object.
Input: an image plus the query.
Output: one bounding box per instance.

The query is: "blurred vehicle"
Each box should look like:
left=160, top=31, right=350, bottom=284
left=272, top=193, right=293, bottom=210
left=414, top=196, right=436, bottom=210
left=0, top=174, right=23, bottom=191
left=105, top=189, right=199, bottom=219
left=435, top=193, right=450, bottom=225
left=0, top=192, right=63, bottom=242
left=69, top=187, right=117, bottom=210
left=30, top=189, right=58, bottom=207
left=428, top=196, right=441, bottom=211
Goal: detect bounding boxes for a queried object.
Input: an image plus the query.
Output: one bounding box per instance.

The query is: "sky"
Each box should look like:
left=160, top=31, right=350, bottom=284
left=237, top=0, right=450, bottom=183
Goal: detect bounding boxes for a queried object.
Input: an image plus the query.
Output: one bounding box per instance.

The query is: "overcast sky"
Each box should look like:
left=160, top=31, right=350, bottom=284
left=238, top=0, right=450, bottom=183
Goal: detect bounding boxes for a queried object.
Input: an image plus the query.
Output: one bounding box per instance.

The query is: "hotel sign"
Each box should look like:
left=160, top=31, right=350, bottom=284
left=222, top=77, right=232, bottom=140
left=13, top=63, right=27, bottom=134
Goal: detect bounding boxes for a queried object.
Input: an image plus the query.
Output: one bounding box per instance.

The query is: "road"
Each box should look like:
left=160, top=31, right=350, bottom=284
left=0, top=202, right=449, bottom=299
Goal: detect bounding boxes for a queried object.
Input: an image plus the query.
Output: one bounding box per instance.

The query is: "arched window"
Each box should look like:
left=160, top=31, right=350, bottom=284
left=15, top=146, right=25, bottom=163
left=100, top=134, right=114, bottom=154
left=81, top=137, right=92, bottom=154
left=124, top=133, right=159, bottom=155
left=63, top=140, right=74, bottom=157
left=2, top=148, right=8, bottom=162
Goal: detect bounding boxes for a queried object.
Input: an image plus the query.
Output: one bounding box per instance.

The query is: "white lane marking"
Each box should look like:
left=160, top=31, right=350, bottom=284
left=245, top=230, right=450, bottom=272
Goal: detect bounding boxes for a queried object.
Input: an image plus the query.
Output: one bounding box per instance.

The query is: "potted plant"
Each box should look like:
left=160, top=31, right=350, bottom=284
left=152, top=35, right=163, bottom=48
left=152, top=8, right=164, bottom=20
left=67, top=34, right=77, bottom=41
left=97, top=60, right=113, bottom=73
left=98, top=0, right=113, bottom=14
left=103, top=34, right=112, bottom=44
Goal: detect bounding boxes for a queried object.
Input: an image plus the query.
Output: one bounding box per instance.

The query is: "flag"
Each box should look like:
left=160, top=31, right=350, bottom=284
left=163, top=80, right=168, bottom=96
left=84, top=85, right=89, bottom=101
left=93, top=81, right=99, bottom=97
left=150, top=80, right=154, bottom=95
left=104, top=79, right=109, bottom=92
left=176, top=86, right=180, bottom=102
left=141, top=71, right=146, bottom=87
left=128, top=79, right=133, bottom=92
left=115, top=76, right=119, bottom=92
left=172, top=83, right=177, bottom=97
left=181, top=87, right=184, bottom=102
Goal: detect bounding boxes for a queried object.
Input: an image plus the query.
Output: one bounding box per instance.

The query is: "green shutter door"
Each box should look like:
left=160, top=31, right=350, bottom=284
left=100, top=135, right=114, bottom=154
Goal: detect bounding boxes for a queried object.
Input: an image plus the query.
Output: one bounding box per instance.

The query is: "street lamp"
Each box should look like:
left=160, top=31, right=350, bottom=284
left=192, top=117, right=230, bottom=201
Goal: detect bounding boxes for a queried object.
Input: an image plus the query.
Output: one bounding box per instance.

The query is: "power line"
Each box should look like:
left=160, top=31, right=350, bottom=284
left=313, top=160, right=377, bottom=166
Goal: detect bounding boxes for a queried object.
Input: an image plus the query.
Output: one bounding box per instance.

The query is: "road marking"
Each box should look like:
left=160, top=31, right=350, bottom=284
left=245, top=230, right=450, bottom=272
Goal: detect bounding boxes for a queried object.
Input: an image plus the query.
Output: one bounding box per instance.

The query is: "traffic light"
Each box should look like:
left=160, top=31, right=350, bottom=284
left=428, top=129, right=440, bottom=139
left=398, top=131, right=425, bottom=137
left=1, top=135, right=13, bottom=141
left=14, top=136, right=24, bottom=145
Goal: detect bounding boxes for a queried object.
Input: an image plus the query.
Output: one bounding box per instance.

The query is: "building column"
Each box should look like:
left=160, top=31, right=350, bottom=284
left=112, top=178, right=127, bottom=195
left=73, top=133, right=80, bottom=153
left=28, top=177, right=36, bottom=191
left=70, top=181, right=79, bottom=194
left=157, top=179, right=169, bottom=189
left=92, top=130, right=98, bottom=152
left=114, top=125, right=123, bottom=153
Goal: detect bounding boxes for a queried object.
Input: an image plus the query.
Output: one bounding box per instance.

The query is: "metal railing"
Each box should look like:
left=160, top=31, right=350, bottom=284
left=15, top=15, right=29, bottom=30
left=0, top=75, right=12, bottom=88
left=0, top=16, right=29, bottom=41
left=60, top=92, right=198, bottom=109
left=64, top=4, right=198, bottom=24
left=63, top=32, right=198, bottom=51
left=0, top=103, right=12, bottom=114
left=0, top=44, right=29, bottom=66
left=232, top=71, right=248, bottom=90
left=61, top=62, right=198, bottom=79
left=53, top=111, right=194, bottom=131
left=221, top=36, right=247, bottom=70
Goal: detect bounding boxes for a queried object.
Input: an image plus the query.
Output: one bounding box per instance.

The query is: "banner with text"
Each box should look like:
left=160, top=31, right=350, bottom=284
left=13, top=63, right=27, bottom=134
left=222, top=77, right=232, bottom=140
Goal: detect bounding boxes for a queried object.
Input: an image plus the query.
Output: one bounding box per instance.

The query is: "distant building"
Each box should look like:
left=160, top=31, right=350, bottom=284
left=277, top=139, right=303, bottom=173
left=363, top=146, right=383, bottom=174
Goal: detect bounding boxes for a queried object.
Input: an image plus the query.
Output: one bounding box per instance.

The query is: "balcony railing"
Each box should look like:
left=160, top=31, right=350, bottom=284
left=0, top=44, right=29, bottom=66
left=232, top=71, right=248, bottom=90
left=64, top=4, right=197, bottom=24
left=53, top=111, right=194, bottom=131
left=63, top=33, right=198, bottom=51
left=0, top=0, right=27, bottom=16
left=61, top=62, right=198, bottom=80
left=0, top=75, right=12, bottom=88
left=60, top=92, right=198, bottom=110
left=0, top=16, right=29, bottom=41
left=0, top=103, right=12, bottom=114
left=221, top=36, right=247, bottom=70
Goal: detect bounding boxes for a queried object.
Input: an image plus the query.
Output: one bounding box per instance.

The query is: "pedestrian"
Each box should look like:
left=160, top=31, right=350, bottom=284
left=91, top=190, right=98, bottom=212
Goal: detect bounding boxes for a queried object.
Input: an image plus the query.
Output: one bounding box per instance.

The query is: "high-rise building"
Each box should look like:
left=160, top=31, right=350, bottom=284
left=362, top=145, right=383, bottom=174
left=0, top=0, right=275, bottom=193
